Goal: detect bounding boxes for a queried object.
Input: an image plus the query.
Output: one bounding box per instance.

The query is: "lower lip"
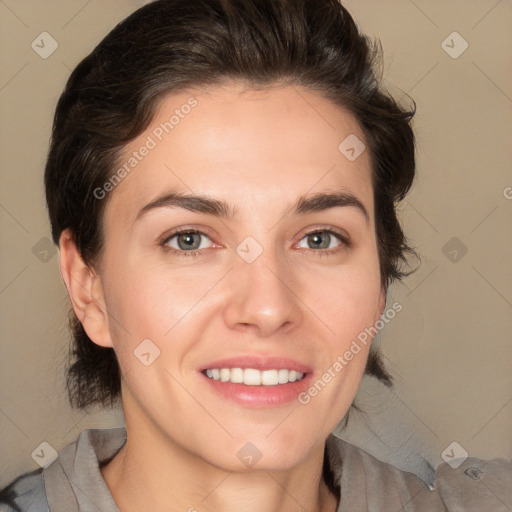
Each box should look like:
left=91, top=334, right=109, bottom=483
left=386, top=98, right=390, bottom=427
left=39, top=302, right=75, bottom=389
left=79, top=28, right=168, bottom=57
left=200, top=371, right=314, bottom=408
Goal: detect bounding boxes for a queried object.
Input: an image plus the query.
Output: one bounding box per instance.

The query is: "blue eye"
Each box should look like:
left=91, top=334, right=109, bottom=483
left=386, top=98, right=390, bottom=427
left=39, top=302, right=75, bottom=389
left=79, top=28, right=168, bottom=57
left=160, top=230, right=213, bottom=257
left=298, top=230, right=345, bottom=250
left=159, top=227, right=350, bottom=258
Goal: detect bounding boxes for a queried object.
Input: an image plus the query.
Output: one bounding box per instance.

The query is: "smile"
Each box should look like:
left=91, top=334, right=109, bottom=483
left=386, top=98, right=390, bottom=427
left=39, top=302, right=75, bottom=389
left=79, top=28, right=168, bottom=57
left=203, top=368, right=306, bottom=386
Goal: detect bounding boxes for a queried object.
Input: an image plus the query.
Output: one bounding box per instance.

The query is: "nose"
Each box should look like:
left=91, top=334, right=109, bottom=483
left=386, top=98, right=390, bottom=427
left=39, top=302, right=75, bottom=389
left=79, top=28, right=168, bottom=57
left=222, top=249, right=303, bottom=338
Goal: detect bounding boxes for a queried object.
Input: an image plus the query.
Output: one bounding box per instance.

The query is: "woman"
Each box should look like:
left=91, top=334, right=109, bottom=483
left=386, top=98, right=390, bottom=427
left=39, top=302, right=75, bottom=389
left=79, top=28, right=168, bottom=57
left=1, top=0, right=510, bottom=510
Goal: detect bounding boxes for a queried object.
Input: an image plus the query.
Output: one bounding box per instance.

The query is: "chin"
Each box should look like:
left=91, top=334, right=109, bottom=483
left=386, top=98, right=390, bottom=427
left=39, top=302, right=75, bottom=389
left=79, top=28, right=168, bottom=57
left=202, top=431, right=318, bottom=473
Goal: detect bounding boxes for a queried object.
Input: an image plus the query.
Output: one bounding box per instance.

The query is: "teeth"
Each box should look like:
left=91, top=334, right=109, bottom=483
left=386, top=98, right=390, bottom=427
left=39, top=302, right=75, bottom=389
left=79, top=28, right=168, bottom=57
left=230, top=367, right=244, bottom=383
left=261, top=369, right=278, bottom=386
left=244, top=368, right=261, bottom=385
left=204, top=368, right=305, bottom=385
left=278, top=368, right=289, bottom=384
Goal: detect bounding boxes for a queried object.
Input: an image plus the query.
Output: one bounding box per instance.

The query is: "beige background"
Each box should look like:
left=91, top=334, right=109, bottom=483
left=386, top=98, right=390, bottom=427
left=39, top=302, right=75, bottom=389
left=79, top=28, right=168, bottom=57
left=1, top=0, right=511, bottom=487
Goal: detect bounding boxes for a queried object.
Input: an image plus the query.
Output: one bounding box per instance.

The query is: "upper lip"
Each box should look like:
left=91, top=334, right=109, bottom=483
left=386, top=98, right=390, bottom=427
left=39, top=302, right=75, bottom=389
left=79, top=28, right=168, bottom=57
left=199, top=355, right=312, bottom=374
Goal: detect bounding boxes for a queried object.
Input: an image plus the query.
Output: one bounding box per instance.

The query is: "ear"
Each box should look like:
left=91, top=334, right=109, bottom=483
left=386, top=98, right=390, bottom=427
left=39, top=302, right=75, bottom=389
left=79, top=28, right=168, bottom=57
left=374, top=286, right=387, bottom=324
left=58, top=229, right=113, bottom=348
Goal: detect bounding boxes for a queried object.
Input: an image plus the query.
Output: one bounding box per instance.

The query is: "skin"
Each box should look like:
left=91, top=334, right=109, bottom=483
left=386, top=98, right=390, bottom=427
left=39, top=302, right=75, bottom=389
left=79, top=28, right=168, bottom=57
left=59, top=80, right=386, bottom=512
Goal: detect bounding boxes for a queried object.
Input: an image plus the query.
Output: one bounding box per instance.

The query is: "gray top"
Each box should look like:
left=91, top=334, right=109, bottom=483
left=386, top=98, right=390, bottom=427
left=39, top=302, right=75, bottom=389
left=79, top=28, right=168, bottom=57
left=1, top=427, right=511, bottom=511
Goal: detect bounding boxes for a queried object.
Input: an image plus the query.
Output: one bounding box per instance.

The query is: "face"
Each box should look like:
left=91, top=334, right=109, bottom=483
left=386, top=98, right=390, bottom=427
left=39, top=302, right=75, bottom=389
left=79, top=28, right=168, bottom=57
left=84, top=81, right=385, bottom=471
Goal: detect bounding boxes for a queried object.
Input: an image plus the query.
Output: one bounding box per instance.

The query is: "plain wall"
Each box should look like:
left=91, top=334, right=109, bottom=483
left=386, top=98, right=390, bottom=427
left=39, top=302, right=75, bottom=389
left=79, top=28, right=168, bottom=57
left=1, top=0, right=511, bottom=487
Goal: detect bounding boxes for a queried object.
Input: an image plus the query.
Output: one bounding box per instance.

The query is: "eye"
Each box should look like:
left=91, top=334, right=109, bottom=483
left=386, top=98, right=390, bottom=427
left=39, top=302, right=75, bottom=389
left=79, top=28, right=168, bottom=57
left=160, top=229, right=214, bottom=257
left=159, top=227, right=350, bottom=258
left=296, top=229, right=350, bottom=255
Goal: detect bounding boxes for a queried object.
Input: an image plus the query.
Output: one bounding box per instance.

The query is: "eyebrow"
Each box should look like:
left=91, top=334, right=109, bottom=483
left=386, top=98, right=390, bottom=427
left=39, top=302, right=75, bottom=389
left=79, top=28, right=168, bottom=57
left=135, top=190, right=370, bottom=224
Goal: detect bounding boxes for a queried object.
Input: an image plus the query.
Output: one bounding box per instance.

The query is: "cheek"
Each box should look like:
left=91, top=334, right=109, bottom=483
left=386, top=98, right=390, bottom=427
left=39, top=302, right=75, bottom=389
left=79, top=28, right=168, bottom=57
left=303, top=259, right=381, bottom=407
left=102, top=258, right=217, bottom=353
left=302, top=253, right=382, bottom=348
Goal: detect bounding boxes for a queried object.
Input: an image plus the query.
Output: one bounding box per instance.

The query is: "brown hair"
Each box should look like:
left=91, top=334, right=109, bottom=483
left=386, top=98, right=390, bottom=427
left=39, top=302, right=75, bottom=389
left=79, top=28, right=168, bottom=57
left=45, top=0, right=417, bottom=412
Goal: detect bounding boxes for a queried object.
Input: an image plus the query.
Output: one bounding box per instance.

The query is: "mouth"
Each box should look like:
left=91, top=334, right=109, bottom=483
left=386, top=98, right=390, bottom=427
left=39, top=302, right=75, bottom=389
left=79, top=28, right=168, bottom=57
left=198, top=356, right=313, bottom=408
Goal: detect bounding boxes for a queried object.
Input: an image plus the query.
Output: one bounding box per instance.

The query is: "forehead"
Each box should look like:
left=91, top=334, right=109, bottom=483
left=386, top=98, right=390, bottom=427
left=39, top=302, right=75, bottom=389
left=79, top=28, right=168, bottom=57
left=104, top=82, right=374, bottom=226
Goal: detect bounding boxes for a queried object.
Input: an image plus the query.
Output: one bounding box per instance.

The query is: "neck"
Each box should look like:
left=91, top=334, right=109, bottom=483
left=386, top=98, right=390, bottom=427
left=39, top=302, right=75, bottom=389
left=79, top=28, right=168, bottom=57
left=100, top=415, right=339, bottom=512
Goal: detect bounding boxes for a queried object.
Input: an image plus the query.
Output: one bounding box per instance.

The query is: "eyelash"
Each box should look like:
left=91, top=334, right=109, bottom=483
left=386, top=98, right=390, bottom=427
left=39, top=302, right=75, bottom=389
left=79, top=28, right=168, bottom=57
left=158, top=226, right=351, bottom=258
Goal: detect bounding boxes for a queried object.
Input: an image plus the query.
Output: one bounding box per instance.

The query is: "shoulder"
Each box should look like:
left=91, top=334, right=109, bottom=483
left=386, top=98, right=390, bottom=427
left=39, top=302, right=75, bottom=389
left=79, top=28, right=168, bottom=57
left=327, top=435, right=443, bottom=509
left=1, top=427, right=126, bottom=512
left=0, top=469, right=49, bottom=512
left=434, top=454, right=512, bottom=511
left=327, top=434, right=512, bottom=511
